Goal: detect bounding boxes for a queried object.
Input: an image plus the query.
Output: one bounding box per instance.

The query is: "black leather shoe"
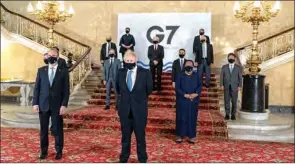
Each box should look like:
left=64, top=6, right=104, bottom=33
left=104, top=105, right=110, bottom=110
left=55, top=153, right=62, bottom=160
left=119, top=159, right=128, bottom=163
left=231, top=115, right=236, bottom=120
left=224, top=115, right=230, bottom=120
left=39, top=153, right=48, bottom=160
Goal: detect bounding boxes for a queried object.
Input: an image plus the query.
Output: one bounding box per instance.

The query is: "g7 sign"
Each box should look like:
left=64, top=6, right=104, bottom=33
left=146, top=25, right=180, bottom=44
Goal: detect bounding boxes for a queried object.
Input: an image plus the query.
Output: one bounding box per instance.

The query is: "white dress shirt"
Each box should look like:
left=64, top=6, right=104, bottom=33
left=109, top=57, right=114, bottom=64
left=154, top=44, right=158, bottom=50
left=229, top=63, right=235, bottom=72
left=179, top=58, right=185, bottom=68
left=106, top=43, right=111, bottom=57
left=126, top=65, right=137, bottom=90
left=48, top=64, right=58, bottom=80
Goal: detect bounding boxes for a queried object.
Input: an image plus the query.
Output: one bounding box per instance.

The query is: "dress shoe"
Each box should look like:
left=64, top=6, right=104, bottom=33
left=175, top=137, right=183, bottom=144
left=119, top=159, right=128, bottom=163
left=38, top=153, right=48, bottom=160
left=205, top=84, right=210, bottom=88
left=104, top=105, right=110, bottom=110
left=55, top=153, right=62, bottom=160
left=231, top=115, right=236, bottom=120
left=224, top=115, right=230, bottom=120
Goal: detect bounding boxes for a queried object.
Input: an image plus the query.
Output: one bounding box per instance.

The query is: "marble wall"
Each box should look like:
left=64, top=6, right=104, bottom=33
left=2, top=1, right=294, bottom=67
left=1, top=43, right=43, bottom=82
left=264, top=61, right=294, bottom=106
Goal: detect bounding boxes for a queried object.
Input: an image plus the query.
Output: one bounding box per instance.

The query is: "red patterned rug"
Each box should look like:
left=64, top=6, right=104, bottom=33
left=1, top=128, right=294, bottom=163
left=71, top=72, right=227, bottom=138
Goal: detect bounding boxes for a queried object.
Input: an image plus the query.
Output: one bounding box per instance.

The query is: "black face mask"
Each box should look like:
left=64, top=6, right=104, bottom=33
left=125, top=62, right=136, bottom=70
left=109, top=54, right=115, bottom=58
left=153, top=41, right=158, bottom=44
left=48, top=57, right=58, bottom=64
left=199, top=31, right=204, bottom=35
left=126, top=30, right=130, bottom=34
left=228, top=59, right=235, bottom=63
left=179, top=54, right=185, bottom=58
left=106, top=39, right=111, bottom=42
left=43, top=58, right=49, bottom=64
left=184, top=66, right=193, bottom=72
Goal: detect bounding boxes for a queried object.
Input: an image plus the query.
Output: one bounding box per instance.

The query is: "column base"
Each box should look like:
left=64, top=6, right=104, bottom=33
left=238, top=110, right=270, bottom=120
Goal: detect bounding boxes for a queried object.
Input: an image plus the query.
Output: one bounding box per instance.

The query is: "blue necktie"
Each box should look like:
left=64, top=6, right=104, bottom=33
left=49, top=68, right=54, bottom=86
left=127, top=71, right=133, bottom=92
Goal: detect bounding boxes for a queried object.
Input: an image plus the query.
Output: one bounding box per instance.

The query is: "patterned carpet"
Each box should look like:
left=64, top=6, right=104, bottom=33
left=63, top=72, right=228, bottom=138
left=1, top=128, right=294, bottom=163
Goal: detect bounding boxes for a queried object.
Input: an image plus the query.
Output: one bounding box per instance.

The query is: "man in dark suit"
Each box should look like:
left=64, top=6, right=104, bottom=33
left=172, top=49, right=187, bottom=88
left=119, top=27, right=136, bottom=58
left=52, top=46, right=68, bottom=69
left=33, top=49, right=70, bottom=160
left=116, top=50, right=153, bottom=163
left=148, top=36, right=164, bottom=91
left=100, top=36, right=118, bottom=65
left=220, top=53, right=243, bottom=120
left=194, top=43, right=214, bottom=88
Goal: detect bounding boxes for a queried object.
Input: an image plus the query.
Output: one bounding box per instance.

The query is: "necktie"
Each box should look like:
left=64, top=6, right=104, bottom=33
left=180, top=59, right=183, bottom=70
left=110, top=58, right=113, bottom=66
left=127, top=71, right=133, bottom=91
left=49, top=67, right=55, bottom=86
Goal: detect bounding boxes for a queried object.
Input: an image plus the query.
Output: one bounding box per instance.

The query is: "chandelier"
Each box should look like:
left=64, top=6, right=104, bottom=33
left=27, top=1, right=74, bottom=47
left=233, top=1, right=280, bottom=74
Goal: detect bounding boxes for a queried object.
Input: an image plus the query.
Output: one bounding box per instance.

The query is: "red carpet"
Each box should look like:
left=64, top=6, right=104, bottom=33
left=63, top=72, right=227, bottom=138
left=1, top=128, right=294, bottom=163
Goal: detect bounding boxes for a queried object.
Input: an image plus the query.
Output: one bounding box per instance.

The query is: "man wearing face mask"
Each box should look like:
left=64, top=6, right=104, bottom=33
left=148, top=36, right=164, bottom=91
left=175, top=60, right=202, bottom=144
left=33, top=49, right=69, bottom=160
left=220, top=53, right=243, bottom=120
left=100, top=36, right=118, bottom=65
left=193, top=29, right=213, bottom=88
left=119, top=27, right=136, bottom=59
left=116, top=50, right=153, bottom=163
left=172, top=49, right=187, bottom=88
left=103, top=49, right=121, bottom=110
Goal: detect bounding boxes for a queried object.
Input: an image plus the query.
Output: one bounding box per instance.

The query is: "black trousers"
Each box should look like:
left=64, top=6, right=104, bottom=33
left=224, top=85, right=239, bottom=116
left=120, top=110, right=147, bottom=163
left=150, top=63, right=163, bottom=89
left=39, top=110, right=64, bottom=154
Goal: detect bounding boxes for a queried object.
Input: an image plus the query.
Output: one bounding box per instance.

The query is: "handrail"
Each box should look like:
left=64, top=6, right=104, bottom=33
left=1, top=2, right=93, bottom=93
left=69, top=48, right=91, bottom=72
left=0, top=2, right=91, bottom=73
left=0, top=2, right=88, bottom=48
left=235, top=26, right=294, bottom=51
left=235, top=26, right=294, bottom=68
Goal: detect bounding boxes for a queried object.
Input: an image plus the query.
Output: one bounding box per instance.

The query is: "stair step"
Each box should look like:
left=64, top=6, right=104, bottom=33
left=63, top=119, right=227, bottom=137
left=94, top=88, right=219, bottom=94
left=87, top=100, right=219, bottom=110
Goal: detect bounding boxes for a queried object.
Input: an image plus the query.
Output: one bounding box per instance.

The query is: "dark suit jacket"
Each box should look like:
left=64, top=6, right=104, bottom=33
left=193, top=35, right=210, bottom=54
left=148, top=44, right=164, bottom=65
left=119, top=34, right=135, bottom=53
left=58, top=58, right=68, bottom=69
left=220, top=64, right=243, bottom=90
left=33, top=65, right=70, bottom=112
left=172, top=58, right=187, bottom=82
left=115, top=66, right=153, bottom=123
left=194, top=43, right=214, bottom=65
left=100, top=42, right=118, bottom=60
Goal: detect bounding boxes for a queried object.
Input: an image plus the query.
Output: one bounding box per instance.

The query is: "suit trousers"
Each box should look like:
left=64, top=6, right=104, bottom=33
left=198, top=58, right=211, bottom=86
left=106, top=79, right=118, bottom=106
left=120, top=109, right=147, bottom=163
left=224, top=85, right=239, bottom=116
left=39, top=109, right=64, bottom=154
left=149, top=63, right=163, bottom=89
